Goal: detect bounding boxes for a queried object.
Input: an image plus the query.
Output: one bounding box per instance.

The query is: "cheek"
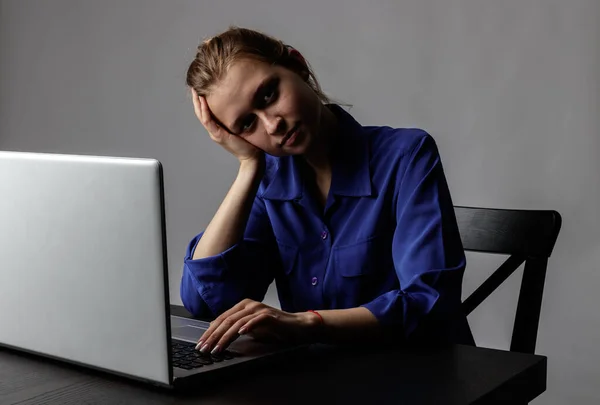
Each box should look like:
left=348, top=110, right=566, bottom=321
left=277, top=80, right=314, bottom=118
left=243, top=130, right=273, bottom=151
left=292, top=83, right=321, bottom=126
left=242, top=131, right=289, bottom=157
left=241, top=134, right=263, bottom=148
left=275, top=89, right=298, bottom=116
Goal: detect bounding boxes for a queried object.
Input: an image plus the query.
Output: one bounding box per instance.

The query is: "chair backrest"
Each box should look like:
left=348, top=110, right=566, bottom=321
left=455, top=206, right=562, bottom=354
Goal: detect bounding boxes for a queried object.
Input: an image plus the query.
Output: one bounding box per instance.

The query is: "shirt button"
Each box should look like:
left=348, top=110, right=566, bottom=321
left=320, top=231, right=328, bottom=240
left=311, top=277, right=318, bottom=286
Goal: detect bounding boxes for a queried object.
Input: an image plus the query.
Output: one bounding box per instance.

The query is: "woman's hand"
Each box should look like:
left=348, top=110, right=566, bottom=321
left=195, top=299, right=321, bottom=354
left=190, top=87, right=263, bottom=163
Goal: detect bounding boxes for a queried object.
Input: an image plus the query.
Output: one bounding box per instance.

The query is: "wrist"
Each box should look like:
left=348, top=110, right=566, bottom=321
left=298, top=310, right=324, bottom=343
left=237, top=157, right=265, bottom=182
left=238, top=155, right=265, bottom=172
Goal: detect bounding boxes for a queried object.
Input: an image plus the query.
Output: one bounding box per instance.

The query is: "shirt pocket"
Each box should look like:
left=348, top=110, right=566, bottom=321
left=333, top=236, right=382, bottom=277
left=333, top=236, right=391, bottom=304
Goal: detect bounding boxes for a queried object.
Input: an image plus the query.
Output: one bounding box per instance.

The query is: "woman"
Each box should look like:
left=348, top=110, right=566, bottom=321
left=182, top=26, right=474, bottom=355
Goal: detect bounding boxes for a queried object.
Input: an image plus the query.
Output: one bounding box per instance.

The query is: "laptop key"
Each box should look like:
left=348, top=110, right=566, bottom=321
left=192, top=352, right=213, bottom=364
left=171, top=340, right=240, bottom=369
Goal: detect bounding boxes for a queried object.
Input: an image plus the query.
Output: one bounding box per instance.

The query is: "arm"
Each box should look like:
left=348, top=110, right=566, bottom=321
left=180, top=171, right=281, bottom=318
left=311, top=134, right=466, bottom=344
left=196, top=132, right=468, bottom=352
left=359, top=133, right=468, bottom=344
left=181, top=91, right=280, bottom=318
left=193, top=159, right=264, bottom=259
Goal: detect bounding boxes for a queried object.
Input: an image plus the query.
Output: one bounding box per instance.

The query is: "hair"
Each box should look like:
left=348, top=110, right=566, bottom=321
left=186, top=26, right=329, bottom=103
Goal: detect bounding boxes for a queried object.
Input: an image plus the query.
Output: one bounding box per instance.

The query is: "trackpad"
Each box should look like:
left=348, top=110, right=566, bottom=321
left=170, top=316, right=209, bottom=342
left=171, top=325, right=207, bottom=342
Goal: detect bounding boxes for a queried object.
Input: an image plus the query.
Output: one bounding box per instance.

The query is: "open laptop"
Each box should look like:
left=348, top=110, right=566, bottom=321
left=0, top=150, right=306, bottom=389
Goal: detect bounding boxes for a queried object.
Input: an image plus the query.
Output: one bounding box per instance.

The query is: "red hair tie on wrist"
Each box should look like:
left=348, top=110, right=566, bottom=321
left=307, top=310, right=324, bottom=324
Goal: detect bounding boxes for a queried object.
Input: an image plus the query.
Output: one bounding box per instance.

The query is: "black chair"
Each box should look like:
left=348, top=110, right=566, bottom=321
left=455, top=206, right=562, bottom=355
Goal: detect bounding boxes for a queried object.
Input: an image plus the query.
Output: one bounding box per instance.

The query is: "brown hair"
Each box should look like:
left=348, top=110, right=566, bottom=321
left=186, top=26, right=329, bottom=103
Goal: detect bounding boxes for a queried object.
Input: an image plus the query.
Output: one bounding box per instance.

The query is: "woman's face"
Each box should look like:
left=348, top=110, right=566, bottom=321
left=205, top=58, right=324, bottom=157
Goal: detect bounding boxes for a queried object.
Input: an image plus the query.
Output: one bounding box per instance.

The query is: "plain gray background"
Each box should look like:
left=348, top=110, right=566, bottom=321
left=1, top=1, right=598, bottom=403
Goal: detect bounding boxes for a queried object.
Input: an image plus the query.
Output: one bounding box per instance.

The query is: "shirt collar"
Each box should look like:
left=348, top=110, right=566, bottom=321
left=261, top=104, right=372, bottom=201
left=260, top=155, right=304, bottom=201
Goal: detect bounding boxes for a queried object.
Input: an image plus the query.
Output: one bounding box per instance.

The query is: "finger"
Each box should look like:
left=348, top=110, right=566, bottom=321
left=198, top=308, right=256, bottom=353
left=196, top=94, right=215, bottom=121
left=196, top=300, right=260, bottom=350
left=212, top=312, right=265, bottom=354
left=198, top=94, right=210, bottom=125
left=191, top=89, right=220, bottom=139
left=190, top=87, right=203, bottom=122
left=196, top=299, right=259, bottom=347
left=198, top=96, right=222, bottom=137
left=196, top=305, right=242, bottom=349
left=216, top=298, right=260, bottom=322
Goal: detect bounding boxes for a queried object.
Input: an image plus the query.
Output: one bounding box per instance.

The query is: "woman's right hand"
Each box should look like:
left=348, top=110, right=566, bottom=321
left=191, top=88, right=263, bottom=163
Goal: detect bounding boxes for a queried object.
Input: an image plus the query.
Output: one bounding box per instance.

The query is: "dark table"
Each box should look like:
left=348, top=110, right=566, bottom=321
left=0, top=306, right=546, bottom=404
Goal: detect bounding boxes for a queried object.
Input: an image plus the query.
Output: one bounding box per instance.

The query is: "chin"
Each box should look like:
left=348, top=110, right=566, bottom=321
left=293, top=131, right=313, bottom=155
left=265, top=151, right=290, bottom=158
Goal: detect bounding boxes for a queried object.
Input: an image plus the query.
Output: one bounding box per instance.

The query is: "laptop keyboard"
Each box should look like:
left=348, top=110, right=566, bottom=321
left=171, top=340, right=237, bottom=370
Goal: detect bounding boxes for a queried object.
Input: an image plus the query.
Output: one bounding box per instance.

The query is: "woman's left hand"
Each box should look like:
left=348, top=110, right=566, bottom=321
left=195, top=299, right=320, bottom=354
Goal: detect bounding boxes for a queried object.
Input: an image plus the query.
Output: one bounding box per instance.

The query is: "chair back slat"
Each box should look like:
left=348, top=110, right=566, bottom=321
left=455, top=206, right=562, bottom=354
left=462, top=254, right=525, bottom=316
left=455, top=206, right=561, bottom=258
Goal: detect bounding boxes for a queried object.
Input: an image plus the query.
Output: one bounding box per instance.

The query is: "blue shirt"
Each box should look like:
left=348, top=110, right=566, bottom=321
left=181, top=105, right=474, bottom=345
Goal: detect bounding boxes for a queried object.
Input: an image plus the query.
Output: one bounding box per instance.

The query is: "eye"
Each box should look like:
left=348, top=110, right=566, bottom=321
left=260, top=79, right=279, bottom=107
left=263, top=88, right=276, bottom=105
left=238, top=77, right=280, bottom=134
left=241, top=115, right=256, bottom=132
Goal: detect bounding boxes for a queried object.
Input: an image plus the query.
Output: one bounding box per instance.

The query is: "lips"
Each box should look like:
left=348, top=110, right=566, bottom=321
left=280, top=123, right=300, bottom=147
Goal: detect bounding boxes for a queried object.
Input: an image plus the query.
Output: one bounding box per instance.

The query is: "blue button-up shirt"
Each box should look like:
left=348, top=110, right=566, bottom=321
left=181, top=105, right=474, bottom=345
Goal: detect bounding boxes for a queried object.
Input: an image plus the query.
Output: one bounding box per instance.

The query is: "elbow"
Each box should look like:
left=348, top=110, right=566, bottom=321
left=180, top=293, right=199, bottom=317
left=181, top=291, right=214, bottom=319
left=180, top=271, right=215, bottom=319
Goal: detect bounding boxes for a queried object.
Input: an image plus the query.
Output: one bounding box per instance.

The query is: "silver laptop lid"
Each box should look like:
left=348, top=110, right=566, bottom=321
left=0, top=151, right=171, bottom=386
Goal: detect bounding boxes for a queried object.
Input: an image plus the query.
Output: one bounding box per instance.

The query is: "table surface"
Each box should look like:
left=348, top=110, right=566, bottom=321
left=0, top=306, right=546, bottom=405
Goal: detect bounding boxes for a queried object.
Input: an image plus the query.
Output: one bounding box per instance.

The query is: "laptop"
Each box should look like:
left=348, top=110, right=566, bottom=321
left=0, top=150, right=306, bottom=389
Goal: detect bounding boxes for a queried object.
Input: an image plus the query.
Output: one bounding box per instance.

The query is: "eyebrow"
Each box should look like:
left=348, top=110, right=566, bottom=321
left=228, top=74, right=278, bottom=134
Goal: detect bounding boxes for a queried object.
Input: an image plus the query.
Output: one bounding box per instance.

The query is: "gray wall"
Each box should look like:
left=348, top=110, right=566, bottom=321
left=1, top=1, right=598, bottom=403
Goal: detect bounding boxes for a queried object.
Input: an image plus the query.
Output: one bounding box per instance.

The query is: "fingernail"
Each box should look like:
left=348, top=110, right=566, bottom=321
left=199, top=344, right=210, bottom=353
left=211, top=345, right=221, bottom=355
left=238, top=327, right=247, bottom=335
left=195, top=340, right=204, bottom=350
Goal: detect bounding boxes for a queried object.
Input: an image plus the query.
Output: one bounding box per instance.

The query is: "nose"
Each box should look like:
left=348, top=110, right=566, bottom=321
left=261, top=113, right=286, bottom=136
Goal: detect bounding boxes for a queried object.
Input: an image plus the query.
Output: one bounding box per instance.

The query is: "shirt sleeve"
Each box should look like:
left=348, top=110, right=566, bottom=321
left=180, top=195, right=280, bottom=318
left=361, top=133, right=469, bottom=342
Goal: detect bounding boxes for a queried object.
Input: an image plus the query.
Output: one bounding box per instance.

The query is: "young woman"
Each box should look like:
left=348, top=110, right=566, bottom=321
left=182, top=26, right=474, bottom=355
